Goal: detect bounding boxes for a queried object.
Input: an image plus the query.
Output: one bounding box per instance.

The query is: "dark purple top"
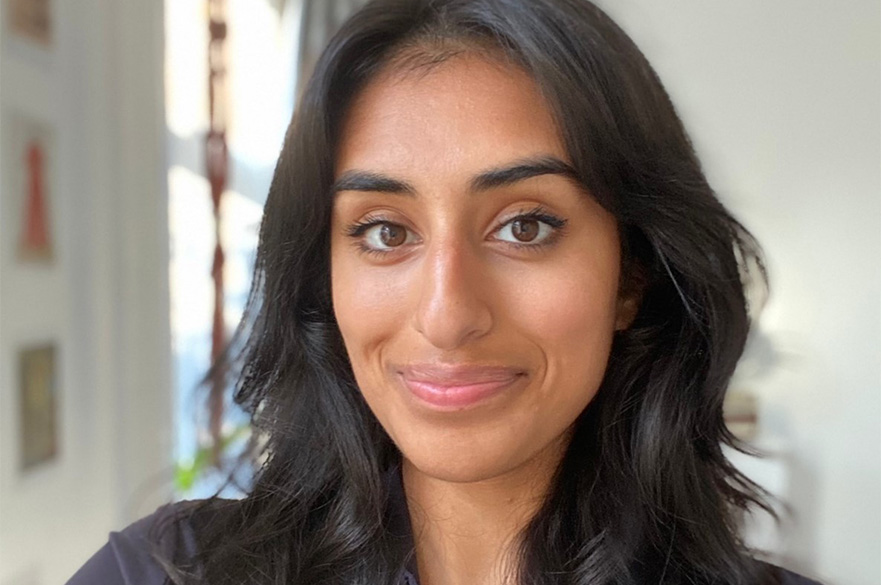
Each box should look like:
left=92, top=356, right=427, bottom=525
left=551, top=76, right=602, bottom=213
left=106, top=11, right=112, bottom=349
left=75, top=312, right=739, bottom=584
left=66, top=470, right=822, bottom=585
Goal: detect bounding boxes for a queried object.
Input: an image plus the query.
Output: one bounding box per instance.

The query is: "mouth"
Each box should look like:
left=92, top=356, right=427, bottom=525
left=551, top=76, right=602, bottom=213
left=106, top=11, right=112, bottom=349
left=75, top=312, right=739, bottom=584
left=396, top=363, right=526, bottom=410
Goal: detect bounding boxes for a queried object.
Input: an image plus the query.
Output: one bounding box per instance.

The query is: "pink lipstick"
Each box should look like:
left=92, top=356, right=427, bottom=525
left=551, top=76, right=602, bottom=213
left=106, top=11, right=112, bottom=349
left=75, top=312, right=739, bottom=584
left=398, top=364, right=524, bottom=410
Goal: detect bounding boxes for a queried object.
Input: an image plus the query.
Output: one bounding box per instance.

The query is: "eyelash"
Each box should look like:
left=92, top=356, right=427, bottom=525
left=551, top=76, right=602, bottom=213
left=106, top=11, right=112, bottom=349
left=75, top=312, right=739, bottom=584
left=344, top=205, right=568, bottom=257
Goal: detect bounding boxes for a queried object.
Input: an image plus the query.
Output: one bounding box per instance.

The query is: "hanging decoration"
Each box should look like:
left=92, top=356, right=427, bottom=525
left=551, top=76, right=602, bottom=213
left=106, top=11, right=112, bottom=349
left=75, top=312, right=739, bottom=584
left=196, top=0, right=368, bottom=468
left=206, top=0, right=229, bottom=466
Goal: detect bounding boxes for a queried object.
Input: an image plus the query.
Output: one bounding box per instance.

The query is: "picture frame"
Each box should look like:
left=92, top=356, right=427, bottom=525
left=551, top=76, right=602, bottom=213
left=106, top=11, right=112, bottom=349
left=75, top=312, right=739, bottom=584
left=18, top=343, right=59, bottom=470
left=4, top=0, right=52, bottom=47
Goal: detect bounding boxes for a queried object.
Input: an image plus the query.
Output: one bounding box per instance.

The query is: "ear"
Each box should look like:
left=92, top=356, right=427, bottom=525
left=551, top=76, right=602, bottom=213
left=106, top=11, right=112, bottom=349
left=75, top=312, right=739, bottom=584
left=614, top=293, right=641, bottom=331
left=614, top=263, right=646, bottom=332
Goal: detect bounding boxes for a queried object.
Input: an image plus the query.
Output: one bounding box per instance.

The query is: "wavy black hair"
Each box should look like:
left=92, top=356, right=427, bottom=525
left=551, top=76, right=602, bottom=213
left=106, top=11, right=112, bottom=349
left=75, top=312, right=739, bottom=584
left=160, top=1, right=776, bottom=583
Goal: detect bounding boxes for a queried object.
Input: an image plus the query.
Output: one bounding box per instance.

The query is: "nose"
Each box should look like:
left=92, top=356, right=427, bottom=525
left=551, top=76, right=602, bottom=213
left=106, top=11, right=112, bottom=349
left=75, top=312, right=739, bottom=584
left=412, top=239, right=493, bottom=350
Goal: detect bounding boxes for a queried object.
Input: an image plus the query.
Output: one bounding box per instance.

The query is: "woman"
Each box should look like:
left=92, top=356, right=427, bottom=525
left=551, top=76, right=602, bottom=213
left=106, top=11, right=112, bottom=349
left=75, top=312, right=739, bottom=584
left=69, top=0, right=820, bottom=583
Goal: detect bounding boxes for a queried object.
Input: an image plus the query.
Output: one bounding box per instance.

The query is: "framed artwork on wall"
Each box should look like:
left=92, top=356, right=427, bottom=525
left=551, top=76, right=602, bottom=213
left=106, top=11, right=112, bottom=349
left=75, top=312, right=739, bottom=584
left=18, top=343, right=59, bottom=470
left=4, top=0, right=52, bottom=47
left=1, top=111, right=55, bottom=265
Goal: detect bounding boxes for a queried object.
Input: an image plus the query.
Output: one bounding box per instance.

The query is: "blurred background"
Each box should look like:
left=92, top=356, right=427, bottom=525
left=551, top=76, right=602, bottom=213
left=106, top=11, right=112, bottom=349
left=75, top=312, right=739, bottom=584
left=0, top=0, right=878, bottom=584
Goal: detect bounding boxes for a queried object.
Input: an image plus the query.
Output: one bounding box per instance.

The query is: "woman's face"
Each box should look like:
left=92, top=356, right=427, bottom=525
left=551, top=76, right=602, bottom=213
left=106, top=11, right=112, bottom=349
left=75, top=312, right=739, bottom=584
left=331, top=53, right=636, bottom=483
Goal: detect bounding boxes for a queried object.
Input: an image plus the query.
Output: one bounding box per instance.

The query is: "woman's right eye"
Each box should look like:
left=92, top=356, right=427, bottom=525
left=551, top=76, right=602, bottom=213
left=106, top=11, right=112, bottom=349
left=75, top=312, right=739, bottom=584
left=364, top=222, right=411, bottom=249
left=346, top=219, right=417, bottom=254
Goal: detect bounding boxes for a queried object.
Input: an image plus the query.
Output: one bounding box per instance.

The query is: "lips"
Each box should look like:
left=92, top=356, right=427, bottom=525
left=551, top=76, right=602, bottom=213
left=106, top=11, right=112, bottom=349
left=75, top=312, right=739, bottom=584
left=397, top=363, right=525, bottom=409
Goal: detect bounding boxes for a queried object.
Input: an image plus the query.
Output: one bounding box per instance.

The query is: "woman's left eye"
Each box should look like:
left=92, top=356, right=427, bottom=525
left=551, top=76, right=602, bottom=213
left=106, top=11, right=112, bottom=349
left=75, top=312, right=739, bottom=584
left=493, top=208, right=567, bottom=247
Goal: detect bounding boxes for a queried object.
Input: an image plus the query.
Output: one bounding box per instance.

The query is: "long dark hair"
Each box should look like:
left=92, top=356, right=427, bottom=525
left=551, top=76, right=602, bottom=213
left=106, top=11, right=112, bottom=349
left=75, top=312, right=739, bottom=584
left=161, top=1, right=776, bottom=583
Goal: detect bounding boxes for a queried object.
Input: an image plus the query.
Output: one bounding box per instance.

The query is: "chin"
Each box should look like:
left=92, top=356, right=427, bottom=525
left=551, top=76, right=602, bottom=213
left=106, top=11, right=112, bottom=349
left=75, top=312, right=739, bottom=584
left=396, top=423, right=557, bottom=485
left=403, top=455, right=510, bottom=484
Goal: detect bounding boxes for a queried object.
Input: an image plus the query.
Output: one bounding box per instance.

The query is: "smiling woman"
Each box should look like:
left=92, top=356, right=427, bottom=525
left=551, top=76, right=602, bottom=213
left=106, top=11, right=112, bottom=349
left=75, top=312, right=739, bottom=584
left=67, top=1, right=822, bottom=584
left=330, top=56, right=632, bottom=499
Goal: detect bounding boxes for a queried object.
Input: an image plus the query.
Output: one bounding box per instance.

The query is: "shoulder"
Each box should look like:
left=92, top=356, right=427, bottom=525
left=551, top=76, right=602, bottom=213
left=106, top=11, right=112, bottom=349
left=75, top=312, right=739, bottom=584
left=767, top=562, right=825, bottom=585
left=779, top=570, right=824, bottom=585
left=65, top=500, right=206, bottom=585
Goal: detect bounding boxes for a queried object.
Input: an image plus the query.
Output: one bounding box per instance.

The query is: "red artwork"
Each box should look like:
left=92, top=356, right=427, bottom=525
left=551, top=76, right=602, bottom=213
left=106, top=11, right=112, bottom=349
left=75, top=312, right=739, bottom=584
left=18, top=139, right=53, bottom=262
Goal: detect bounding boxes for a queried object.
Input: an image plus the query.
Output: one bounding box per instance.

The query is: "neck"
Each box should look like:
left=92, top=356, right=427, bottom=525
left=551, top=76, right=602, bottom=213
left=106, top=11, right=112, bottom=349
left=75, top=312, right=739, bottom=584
left=402, top=438, right=566, bottom=585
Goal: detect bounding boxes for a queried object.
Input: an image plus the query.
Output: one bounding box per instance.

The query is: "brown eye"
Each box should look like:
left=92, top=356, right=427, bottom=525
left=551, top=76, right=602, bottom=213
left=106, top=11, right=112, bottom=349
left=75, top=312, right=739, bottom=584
left=495, top=209, right=564, bottom=247
left=511, top=219, right=540, bottom=242
left=358, top=221, right=413, bottom=251
left=380, top=224, right=406, bottom=247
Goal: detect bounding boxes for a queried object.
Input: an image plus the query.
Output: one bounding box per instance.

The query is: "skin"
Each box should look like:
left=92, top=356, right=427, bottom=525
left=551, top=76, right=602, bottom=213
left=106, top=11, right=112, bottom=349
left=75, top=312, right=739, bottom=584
left=330, top=53, right=639, bottom=585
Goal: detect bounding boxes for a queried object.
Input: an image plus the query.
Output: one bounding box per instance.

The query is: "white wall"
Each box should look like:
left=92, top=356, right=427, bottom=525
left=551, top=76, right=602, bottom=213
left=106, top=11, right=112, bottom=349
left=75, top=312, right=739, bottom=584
left=597, top=1, right=880, bottom=584
left=0, top=1, right=171, bottom=584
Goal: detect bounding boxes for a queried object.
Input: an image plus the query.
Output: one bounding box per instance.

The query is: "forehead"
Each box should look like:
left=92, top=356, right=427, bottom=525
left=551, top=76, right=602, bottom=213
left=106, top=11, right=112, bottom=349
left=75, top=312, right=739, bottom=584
left=334, top=53, right=569, bottom=183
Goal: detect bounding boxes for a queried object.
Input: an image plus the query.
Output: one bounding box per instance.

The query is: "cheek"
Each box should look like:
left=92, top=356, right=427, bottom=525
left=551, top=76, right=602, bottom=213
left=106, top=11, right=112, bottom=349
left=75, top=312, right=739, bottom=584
left=507, top=253, right=620, bottom=347
left=331, top=254, right=410, bottom=365
left=501, top=249, right=620, bottom=401
left=331, top=252, right=416, bottom=444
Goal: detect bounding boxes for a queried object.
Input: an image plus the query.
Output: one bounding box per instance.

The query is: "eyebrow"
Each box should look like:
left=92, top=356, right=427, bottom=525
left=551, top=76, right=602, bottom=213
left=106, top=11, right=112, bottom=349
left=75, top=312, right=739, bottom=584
left=331, top=155, right=579, bottom=197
